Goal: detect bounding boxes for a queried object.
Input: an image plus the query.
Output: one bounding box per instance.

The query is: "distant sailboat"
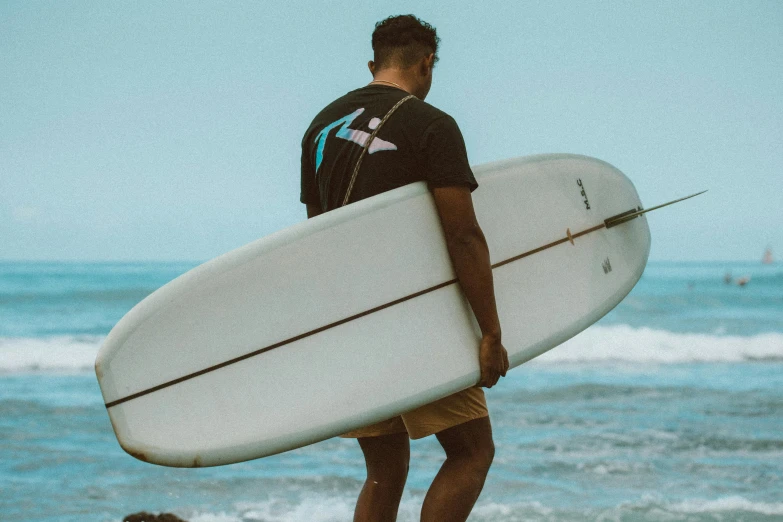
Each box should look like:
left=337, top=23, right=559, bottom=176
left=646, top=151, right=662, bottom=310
left=762, top=248, right=774, bottom=265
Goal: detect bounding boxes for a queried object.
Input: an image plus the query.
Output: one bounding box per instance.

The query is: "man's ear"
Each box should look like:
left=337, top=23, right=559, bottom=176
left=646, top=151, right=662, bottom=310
left=421, top=53, right=435, bottom=74
left=368, top=60, right=376, bottom=76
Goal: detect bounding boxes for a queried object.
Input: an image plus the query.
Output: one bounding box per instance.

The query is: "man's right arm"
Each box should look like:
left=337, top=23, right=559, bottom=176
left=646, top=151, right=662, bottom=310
left=431, top=184, right=509, bottom=388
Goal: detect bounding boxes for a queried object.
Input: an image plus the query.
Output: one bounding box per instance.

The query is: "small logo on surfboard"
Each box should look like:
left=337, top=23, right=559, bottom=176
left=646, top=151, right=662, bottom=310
left=602, top=257, right=612, bottom=274
left=577, top=179, right=591, bottom=210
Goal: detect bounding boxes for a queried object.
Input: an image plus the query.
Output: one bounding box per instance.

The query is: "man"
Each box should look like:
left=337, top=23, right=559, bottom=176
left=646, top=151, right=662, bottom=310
left=300, top=15, right=509, bottom=522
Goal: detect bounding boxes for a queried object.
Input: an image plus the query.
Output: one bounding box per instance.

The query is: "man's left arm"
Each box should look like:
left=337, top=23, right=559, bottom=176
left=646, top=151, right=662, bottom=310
left=301, top=132, right=322, bottom=219
left=306, top=204, right=323, bottom=219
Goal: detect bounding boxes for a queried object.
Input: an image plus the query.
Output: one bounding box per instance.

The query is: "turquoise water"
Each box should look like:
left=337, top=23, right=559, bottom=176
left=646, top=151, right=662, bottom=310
left=1, top=261, right=782, bottom=521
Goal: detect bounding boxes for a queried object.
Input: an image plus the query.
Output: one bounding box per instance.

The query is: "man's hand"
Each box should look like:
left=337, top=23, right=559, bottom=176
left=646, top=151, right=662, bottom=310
left=478, top=333, right=509, bottom=388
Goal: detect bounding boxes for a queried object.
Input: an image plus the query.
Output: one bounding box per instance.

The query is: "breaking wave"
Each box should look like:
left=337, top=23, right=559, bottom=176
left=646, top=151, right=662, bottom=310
left=1, top=325, right=782, bottom=374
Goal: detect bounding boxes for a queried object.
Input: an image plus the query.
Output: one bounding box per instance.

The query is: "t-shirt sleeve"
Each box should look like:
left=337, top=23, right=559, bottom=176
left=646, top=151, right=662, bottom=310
left=420, top=115, right=478, bottom=192
left=300, top=133, right=320, bottom=206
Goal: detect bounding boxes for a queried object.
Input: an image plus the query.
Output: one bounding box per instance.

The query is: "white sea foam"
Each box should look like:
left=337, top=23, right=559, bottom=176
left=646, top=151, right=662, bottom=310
left=186, top=497, right=562, bottom=522
left=536, top=325, right=783, bottom=363
left=0, top=335, right=102, bottom=373
left=186, top=497, right=376, bottom=522
left=669, top=496, right=783, bottom=516
left=1, top=326, right=782, bottom=374
left=173, top=495, right=783, bottom=522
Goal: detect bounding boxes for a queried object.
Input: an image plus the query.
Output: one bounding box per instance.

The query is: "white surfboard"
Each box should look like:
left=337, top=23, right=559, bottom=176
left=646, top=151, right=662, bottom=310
left=96, top=153, right=651, bottom=467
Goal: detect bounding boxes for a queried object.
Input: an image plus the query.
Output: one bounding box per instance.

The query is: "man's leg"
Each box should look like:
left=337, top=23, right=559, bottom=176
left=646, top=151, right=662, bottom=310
left=420, top=416, right=495, bottom=522
left=354, top=432, right=410, bottom=522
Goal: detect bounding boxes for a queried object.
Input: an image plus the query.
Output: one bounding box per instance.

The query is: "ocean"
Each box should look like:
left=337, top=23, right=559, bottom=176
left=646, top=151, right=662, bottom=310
left=1, top=260, right=782, bottom=521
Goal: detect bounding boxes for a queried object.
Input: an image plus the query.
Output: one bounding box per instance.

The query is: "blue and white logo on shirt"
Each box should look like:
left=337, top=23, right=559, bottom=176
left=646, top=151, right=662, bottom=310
left=314, top=109, right=398, bottom=172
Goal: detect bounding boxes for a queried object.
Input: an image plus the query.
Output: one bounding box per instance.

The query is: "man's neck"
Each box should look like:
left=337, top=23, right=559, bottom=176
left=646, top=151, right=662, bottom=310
left=371, top=70, right=416, bottom=96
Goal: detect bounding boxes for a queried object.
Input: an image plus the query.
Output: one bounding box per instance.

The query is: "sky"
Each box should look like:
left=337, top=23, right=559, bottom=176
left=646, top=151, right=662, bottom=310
left=1, top=1, right=781, bottom=262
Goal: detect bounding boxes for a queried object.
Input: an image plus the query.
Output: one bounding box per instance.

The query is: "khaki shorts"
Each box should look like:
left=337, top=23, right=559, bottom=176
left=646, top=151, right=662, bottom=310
left=341, top=386, right=488, bottom=440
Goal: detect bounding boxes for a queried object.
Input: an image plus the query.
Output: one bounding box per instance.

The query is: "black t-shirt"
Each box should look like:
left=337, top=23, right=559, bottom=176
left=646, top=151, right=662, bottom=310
left=301, top=85, right=477, bottom=212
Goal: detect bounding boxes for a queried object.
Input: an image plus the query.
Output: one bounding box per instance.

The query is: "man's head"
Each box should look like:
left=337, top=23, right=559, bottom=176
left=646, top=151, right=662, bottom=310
left=369, top=15, right=440, bottom=99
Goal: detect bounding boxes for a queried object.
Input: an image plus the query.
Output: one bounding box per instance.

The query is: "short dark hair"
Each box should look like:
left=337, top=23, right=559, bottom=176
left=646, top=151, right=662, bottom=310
left=371, top=15, right=440, bottom=70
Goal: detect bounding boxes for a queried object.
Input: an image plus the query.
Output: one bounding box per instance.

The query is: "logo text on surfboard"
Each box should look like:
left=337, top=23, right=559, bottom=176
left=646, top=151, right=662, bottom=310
left=577, top=178, right=590, bottom=210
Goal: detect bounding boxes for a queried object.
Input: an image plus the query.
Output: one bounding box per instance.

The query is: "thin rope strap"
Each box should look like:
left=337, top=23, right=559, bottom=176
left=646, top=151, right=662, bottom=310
left=341, top=94, right=416, bottom=207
